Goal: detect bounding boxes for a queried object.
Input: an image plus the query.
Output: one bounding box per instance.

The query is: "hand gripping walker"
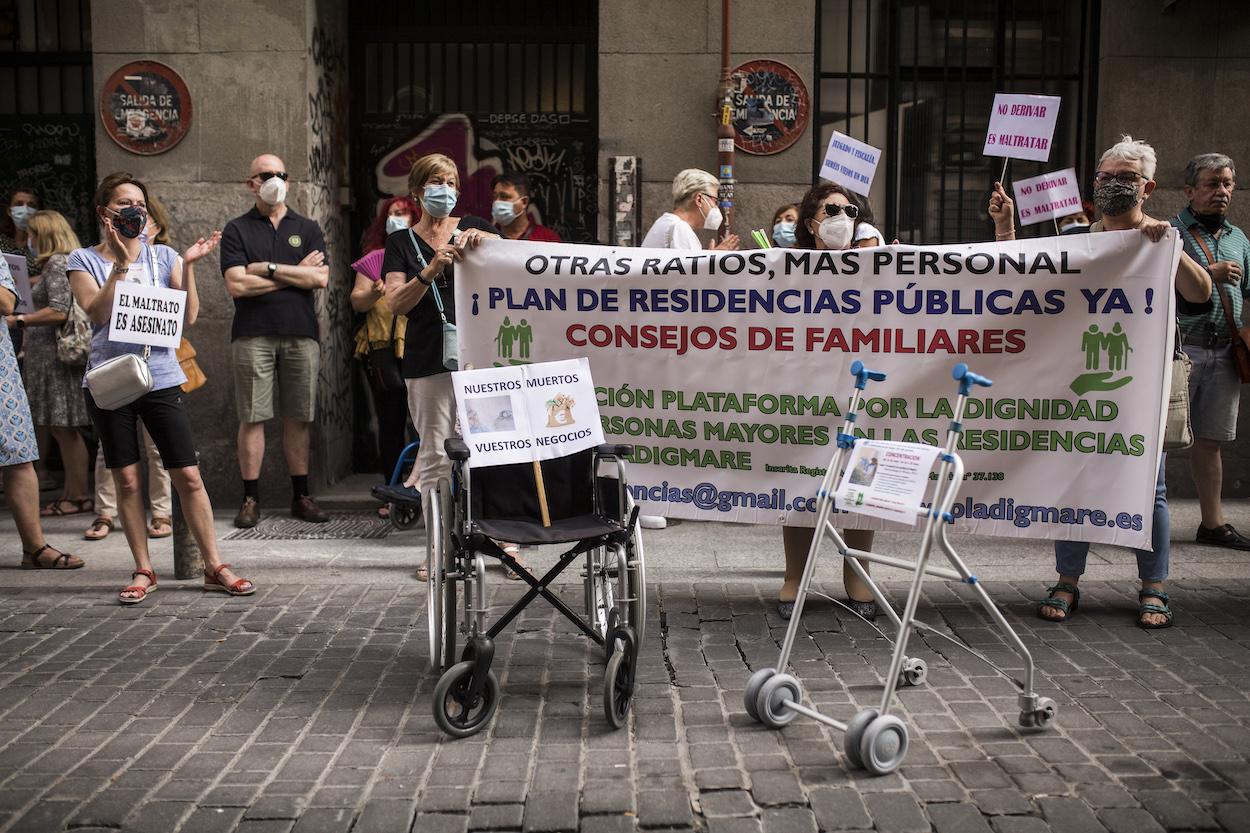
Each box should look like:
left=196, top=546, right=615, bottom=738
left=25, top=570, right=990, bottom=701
left=743, top=361, right=1056, bottom=775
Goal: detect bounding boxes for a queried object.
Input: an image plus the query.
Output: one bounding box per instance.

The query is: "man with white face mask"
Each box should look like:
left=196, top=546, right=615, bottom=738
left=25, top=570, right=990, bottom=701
left=642, top=169, right=741, bottom=251
left=490, top=172, right=562, bottom=242
left=219, top=154, right=331, bottom=527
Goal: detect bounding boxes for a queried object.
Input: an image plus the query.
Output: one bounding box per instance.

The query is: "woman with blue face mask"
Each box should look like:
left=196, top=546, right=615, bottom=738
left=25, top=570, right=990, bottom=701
left=382, top=153, right=503, bottom=575
left=770, top=203, right=799, bottom=247
left=2, top=185, right=40, bottom=270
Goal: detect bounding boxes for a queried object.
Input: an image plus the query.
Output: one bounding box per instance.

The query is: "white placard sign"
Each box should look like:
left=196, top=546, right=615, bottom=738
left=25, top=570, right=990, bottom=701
left=1014, top=168, right=1082, bottom=225
left=983, top=93, right=1061, bottom=162
left=819, top=131, right=882, bottom=196
left=836, top=440, right=942, bottom=526
left=108, top=281, right=186, bottom=349
left=3, top=253, right=32, bottom=314
left=453, top=357, right=604, bottom=468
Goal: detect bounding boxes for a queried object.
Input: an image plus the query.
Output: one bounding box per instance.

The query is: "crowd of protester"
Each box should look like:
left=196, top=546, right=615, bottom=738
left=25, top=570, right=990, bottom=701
left=0, top=135, right=1245, bottom=627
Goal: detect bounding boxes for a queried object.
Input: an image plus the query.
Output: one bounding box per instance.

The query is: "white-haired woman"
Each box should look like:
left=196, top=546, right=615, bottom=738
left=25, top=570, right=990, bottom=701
left=642, top=168, right=741, bottom=251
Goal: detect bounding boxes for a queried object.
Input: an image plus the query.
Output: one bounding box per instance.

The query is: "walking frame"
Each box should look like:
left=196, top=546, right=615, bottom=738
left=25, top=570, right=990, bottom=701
left=744, top=361, right=1056, bottom=775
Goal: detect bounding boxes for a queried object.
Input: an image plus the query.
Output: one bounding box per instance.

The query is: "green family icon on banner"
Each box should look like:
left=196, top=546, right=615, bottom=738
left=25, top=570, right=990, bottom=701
left=1071, top=323, right=1133, bottom=395
left=494, top=316, right=534, bottom=365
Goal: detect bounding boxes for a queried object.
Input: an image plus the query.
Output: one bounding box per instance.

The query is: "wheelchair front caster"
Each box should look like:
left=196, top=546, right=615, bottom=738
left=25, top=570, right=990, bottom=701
left=843, top=708, right=878, bottom=768
left=432, top=660, right=500, bottom=739
left=755, top=673, right=801, bottom=729
left=1018, top=696, right=1057, bottom=729
left=390, top=502, right=422, bottom=530
left=743, top=667, right=776, bottom=722
left=859, top=714, right=909, bottom=776
left=898, top=657, right=927, bottom=687
left=603, top=648, right=634, bottom=729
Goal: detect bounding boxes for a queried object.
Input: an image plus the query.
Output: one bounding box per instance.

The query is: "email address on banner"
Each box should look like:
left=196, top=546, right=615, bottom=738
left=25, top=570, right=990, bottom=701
left=629, top=480, right=1145, bottom=530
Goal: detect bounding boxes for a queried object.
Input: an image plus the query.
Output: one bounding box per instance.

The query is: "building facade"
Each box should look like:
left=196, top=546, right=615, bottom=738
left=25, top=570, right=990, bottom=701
left=2, top=0, right=1245, bottom=498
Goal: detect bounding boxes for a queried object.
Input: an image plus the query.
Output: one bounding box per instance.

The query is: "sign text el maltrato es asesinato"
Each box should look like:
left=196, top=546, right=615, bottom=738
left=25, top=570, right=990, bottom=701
left=100, top=61, right=192, bottom=156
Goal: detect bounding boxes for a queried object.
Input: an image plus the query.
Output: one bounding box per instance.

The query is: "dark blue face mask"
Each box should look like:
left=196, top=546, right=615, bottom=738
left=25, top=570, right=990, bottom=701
left=109, top=205, right=147, bottom=239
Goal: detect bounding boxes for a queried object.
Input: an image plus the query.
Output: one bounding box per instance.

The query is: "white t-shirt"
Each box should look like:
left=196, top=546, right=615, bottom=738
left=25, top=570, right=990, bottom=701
left=642, top=212, right=703, bottom=250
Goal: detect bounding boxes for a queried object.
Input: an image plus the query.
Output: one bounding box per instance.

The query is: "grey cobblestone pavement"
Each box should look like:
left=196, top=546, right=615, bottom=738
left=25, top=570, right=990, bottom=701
left=1, top=499, right=1249, bottom=832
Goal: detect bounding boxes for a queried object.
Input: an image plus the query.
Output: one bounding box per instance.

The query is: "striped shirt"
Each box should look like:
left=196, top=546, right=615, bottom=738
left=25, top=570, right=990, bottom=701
left=1171, top=206, right=1250, bottom=342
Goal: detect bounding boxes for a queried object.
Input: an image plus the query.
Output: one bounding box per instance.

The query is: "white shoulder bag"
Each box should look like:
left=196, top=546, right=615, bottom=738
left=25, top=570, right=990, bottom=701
left=84, top=246, right=157, bottom=410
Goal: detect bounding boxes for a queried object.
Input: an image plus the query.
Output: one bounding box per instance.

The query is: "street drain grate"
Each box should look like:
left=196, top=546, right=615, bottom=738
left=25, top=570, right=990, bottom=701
left=222, top=513, right=393, bottom=541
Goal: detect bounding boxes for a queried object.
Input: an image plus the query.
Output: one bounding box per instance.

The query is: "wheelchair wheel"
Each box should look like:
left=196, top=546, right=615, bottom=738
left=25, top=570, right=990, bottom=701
left=432, top=660, right=499, bottom=739
left=603, top=643, right=634, bottom=729
left=438, top=479, right=457, bottom=672
left=390, top=501, right=421, bottom=531
left=624, top=493, right=647, bottom=649
left=425, top=486, right=444, bottom=671
left=584, top=546, right=617, bottom=644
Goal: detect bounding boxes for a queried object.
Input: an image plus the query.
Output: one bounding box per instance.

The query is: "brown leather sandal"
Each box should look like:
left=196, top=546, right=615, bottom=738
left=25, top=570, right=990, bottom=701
left=21, top=544, right=84, bottom=570
left=119, top=569, right=157, bottom=605
left=84, top=517, right=113, bottom=541
left=147, top=517, right=173, bottom=539
left=204, top=563, right=255, bottom=596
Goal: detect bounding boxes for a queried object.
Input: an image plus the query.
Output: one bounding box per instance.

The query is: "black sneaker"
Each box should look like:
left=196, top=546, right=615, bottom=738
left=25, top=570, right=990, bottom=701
left=1195, top=523, right=1250, bottom=551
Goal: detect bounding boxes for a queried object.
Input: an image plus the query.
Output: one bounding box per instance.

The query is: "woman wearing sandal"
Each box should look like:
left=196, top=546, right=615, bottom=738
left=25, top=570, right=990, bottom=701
left=990, top=136, right=1212, bottom=629
left=68, top=172, right=254, bottom=604
left=0, top=255, right=83, bottom=570
left=84, top=202, right=177, bottom=542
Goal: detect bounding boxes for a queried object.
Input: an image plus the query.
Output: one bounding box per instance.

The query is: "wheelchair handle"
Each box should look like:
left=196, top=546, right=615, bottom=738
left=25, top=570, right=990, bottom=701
left=849, top=360, right=887, bottom=390
left=952, top=363, right=993, bottom=395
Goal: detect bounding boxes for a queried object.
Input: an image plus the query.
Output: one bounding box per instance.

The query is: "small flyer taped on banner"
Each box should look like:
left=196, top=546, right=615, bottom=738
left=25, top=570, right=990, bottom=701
left=836, top=440, right=942, bottom=526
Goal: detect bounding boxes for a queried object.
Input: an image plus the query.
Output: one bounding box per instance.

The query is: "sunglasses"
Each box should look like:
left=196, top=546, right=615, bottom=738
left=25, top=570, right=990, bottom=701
left=822, top=202, right=859, bottom=219
left=252, top=171, right=289, bottom=182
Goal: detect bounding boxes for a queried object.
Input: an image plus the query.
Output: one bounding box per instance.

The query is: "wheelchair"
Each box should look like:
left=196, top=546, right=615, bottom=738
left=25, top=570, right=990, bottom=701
left=425, top=438, right=646, bottom=738
left=370, top=440, right=423, bottom=531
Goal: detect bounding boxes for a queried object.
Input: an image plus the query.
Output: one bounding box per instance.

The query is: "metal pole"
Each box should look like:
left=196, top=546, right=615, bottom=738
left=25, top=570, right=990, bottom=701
left=171, top=453, right=202, bottom=580
left=716, top=0, right=735, bottom=241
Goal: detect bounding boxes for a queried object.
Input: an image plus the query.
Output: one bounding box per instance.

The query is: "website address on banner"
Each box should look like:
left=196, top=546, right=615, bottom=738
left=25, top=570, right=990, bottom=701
left=628, top=481, right=1143, bottom=530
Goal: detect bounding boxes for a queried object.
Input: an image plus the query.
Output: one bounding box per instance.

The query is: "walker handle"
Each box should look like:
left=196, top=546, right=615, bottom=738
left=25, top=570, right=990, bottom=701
left=952, top=363, right=993, bottom=395
left=849, top=360, right=887, bottom=390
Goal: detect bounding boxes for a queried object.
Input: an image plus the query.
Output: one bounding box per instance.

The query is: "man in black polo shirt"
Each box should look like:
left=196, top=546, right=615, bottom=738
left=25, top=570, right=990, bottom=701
left=220, top=153, right=330, bottom=527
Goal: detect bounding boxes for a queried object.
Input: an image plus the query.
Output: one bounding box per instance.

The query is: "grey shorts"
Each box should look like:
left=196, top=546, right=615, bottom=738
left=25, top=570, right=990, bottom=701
left=232, top=336, right=320, bottom=423
left=1184, top=345, right=1241, bottom=442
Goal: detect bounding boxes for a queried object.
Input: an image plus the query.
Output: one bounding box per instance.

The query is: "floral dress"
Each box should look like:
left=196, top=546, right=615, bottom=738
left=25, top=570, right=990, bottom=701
left=21, top=254, right=88, bottom=427
left=0, top=257, right=39, bottom=466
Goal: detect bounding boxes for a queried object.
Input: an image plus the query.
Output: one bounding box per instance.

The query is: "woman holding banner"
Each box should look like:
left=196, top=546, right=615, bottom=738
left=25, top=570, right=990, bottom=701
left=991, top=136, right=1212, bottom=629
left=778, top=183, right=886, bottom=621
left=69, top=172, right=253, bottom=604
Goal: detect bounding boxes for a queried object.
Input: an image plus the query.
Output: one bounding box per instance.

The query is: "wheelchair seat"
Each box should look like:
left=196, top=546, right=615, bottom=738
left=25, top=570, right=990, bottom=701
left=474, top=514, right=622, bottom=546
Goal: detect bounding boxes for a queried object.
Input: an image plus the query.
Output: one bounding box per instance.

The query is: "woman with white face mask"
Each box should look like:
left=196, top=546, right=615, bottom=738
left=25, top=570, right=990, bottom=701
left=778, top=183, right=885, bottom=621
left=641, top=168, right=741, bottom=252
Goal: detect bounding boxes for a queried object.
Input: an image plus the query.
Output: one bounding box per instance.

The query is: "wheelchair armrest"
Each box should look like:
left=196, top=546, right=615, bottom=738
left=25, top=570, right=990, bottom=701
left=445, top=438, right=471, bottom=461
left=596, top=443, right=633, bottom=459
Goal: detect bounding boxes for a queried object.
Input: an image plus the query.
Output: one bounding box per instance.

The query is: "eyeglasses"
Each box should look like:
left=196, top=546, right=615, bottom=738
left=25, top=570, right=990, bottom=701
left=1093, top=171, right=1145, bottom=186
left=252, top=171, right=289, bottom=182
left=822, top=202, right=859, bottom=219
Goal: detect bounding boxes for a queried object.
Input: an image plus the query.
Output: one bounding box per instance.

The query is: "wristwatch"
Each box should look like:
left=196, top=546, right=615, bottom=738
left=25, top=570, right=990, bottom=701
left=14, top=315, right=25, bottom=329
left=267, top=262, right=277, bottom=278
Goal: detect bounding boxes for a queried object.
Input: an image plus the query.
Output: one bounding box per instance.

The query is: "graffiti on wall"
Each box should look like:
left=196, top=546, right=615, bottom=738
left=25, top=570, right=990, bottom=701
left=0, top=117, right=94, bottom=241
left=356, top=112, right=597, bottom=245
left=308, top=19, right=353, bottom=480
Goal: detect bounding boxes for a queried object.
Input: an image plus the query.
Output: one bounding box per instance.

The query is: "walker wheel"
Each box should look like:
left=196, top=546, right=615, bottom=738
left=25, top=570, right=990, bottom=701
left=755, top=673, right=801, bottom=729
left=899, top=657, right=928, bottom=687
left=843, top=708, right=878, bottom=768
left=743, top=667, right=776, bottom=722
left=859, top=714, right=909, bottom=776
left=1019, top=696, right=1057, bottom=729
left=432, top=660, right=499, bottom=739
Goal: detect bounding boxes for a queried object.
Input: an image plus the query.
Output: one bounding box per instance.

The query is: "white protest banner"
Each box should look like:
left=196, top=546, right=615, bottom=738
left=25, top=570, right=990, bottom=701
left=1014, top=168, right=1082, bottom=225
left=3, top=253, right=32, bottom=314
left=837, top=440, right=942, bottom=526
left=108, top=281, right=185, bottom=349
left=983, top=93, right=1061, bottom=162
left=458, top=232, right=1179, bottom=549
left=453, top=358, right=604, bottom=468
left=819, top=131, right=882, bottom=196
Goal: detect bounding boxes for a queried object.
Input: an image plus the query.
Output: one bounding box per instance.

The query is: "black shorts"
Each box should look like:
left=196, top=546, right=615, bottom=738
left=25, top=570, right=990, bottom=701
left=85, top=385, right=198, bottom=470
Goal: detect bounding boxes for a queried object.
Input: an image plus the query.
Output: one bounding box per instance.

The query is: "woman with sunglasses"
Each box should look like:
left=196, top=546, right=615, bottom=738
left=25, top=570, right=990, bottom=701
left=778, top=183, right=885, bottom=621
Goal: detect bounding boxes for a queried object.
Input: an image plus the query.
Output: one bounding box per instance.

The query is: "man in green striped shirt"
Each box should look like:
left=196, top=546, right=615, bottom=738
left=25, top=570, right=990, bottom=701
left=1170, top=153, right=1250, bottom=551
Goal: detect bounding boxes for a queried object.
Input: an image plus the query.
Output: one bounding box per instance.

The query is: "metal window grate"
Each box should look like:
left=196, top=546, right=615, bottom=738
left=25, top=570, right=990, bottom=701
left=0, top=0, right=92, bottom=116
left=814, top=0, right=1099, bottom=243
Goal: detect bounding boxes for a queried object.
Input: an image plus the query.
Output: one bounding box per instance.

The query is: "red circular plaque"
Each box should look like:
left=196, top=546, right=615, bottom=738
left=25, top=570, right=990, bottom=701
left=730, top=60, right=810, bottom=156
left=100, top=61, right=192, bottom=155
